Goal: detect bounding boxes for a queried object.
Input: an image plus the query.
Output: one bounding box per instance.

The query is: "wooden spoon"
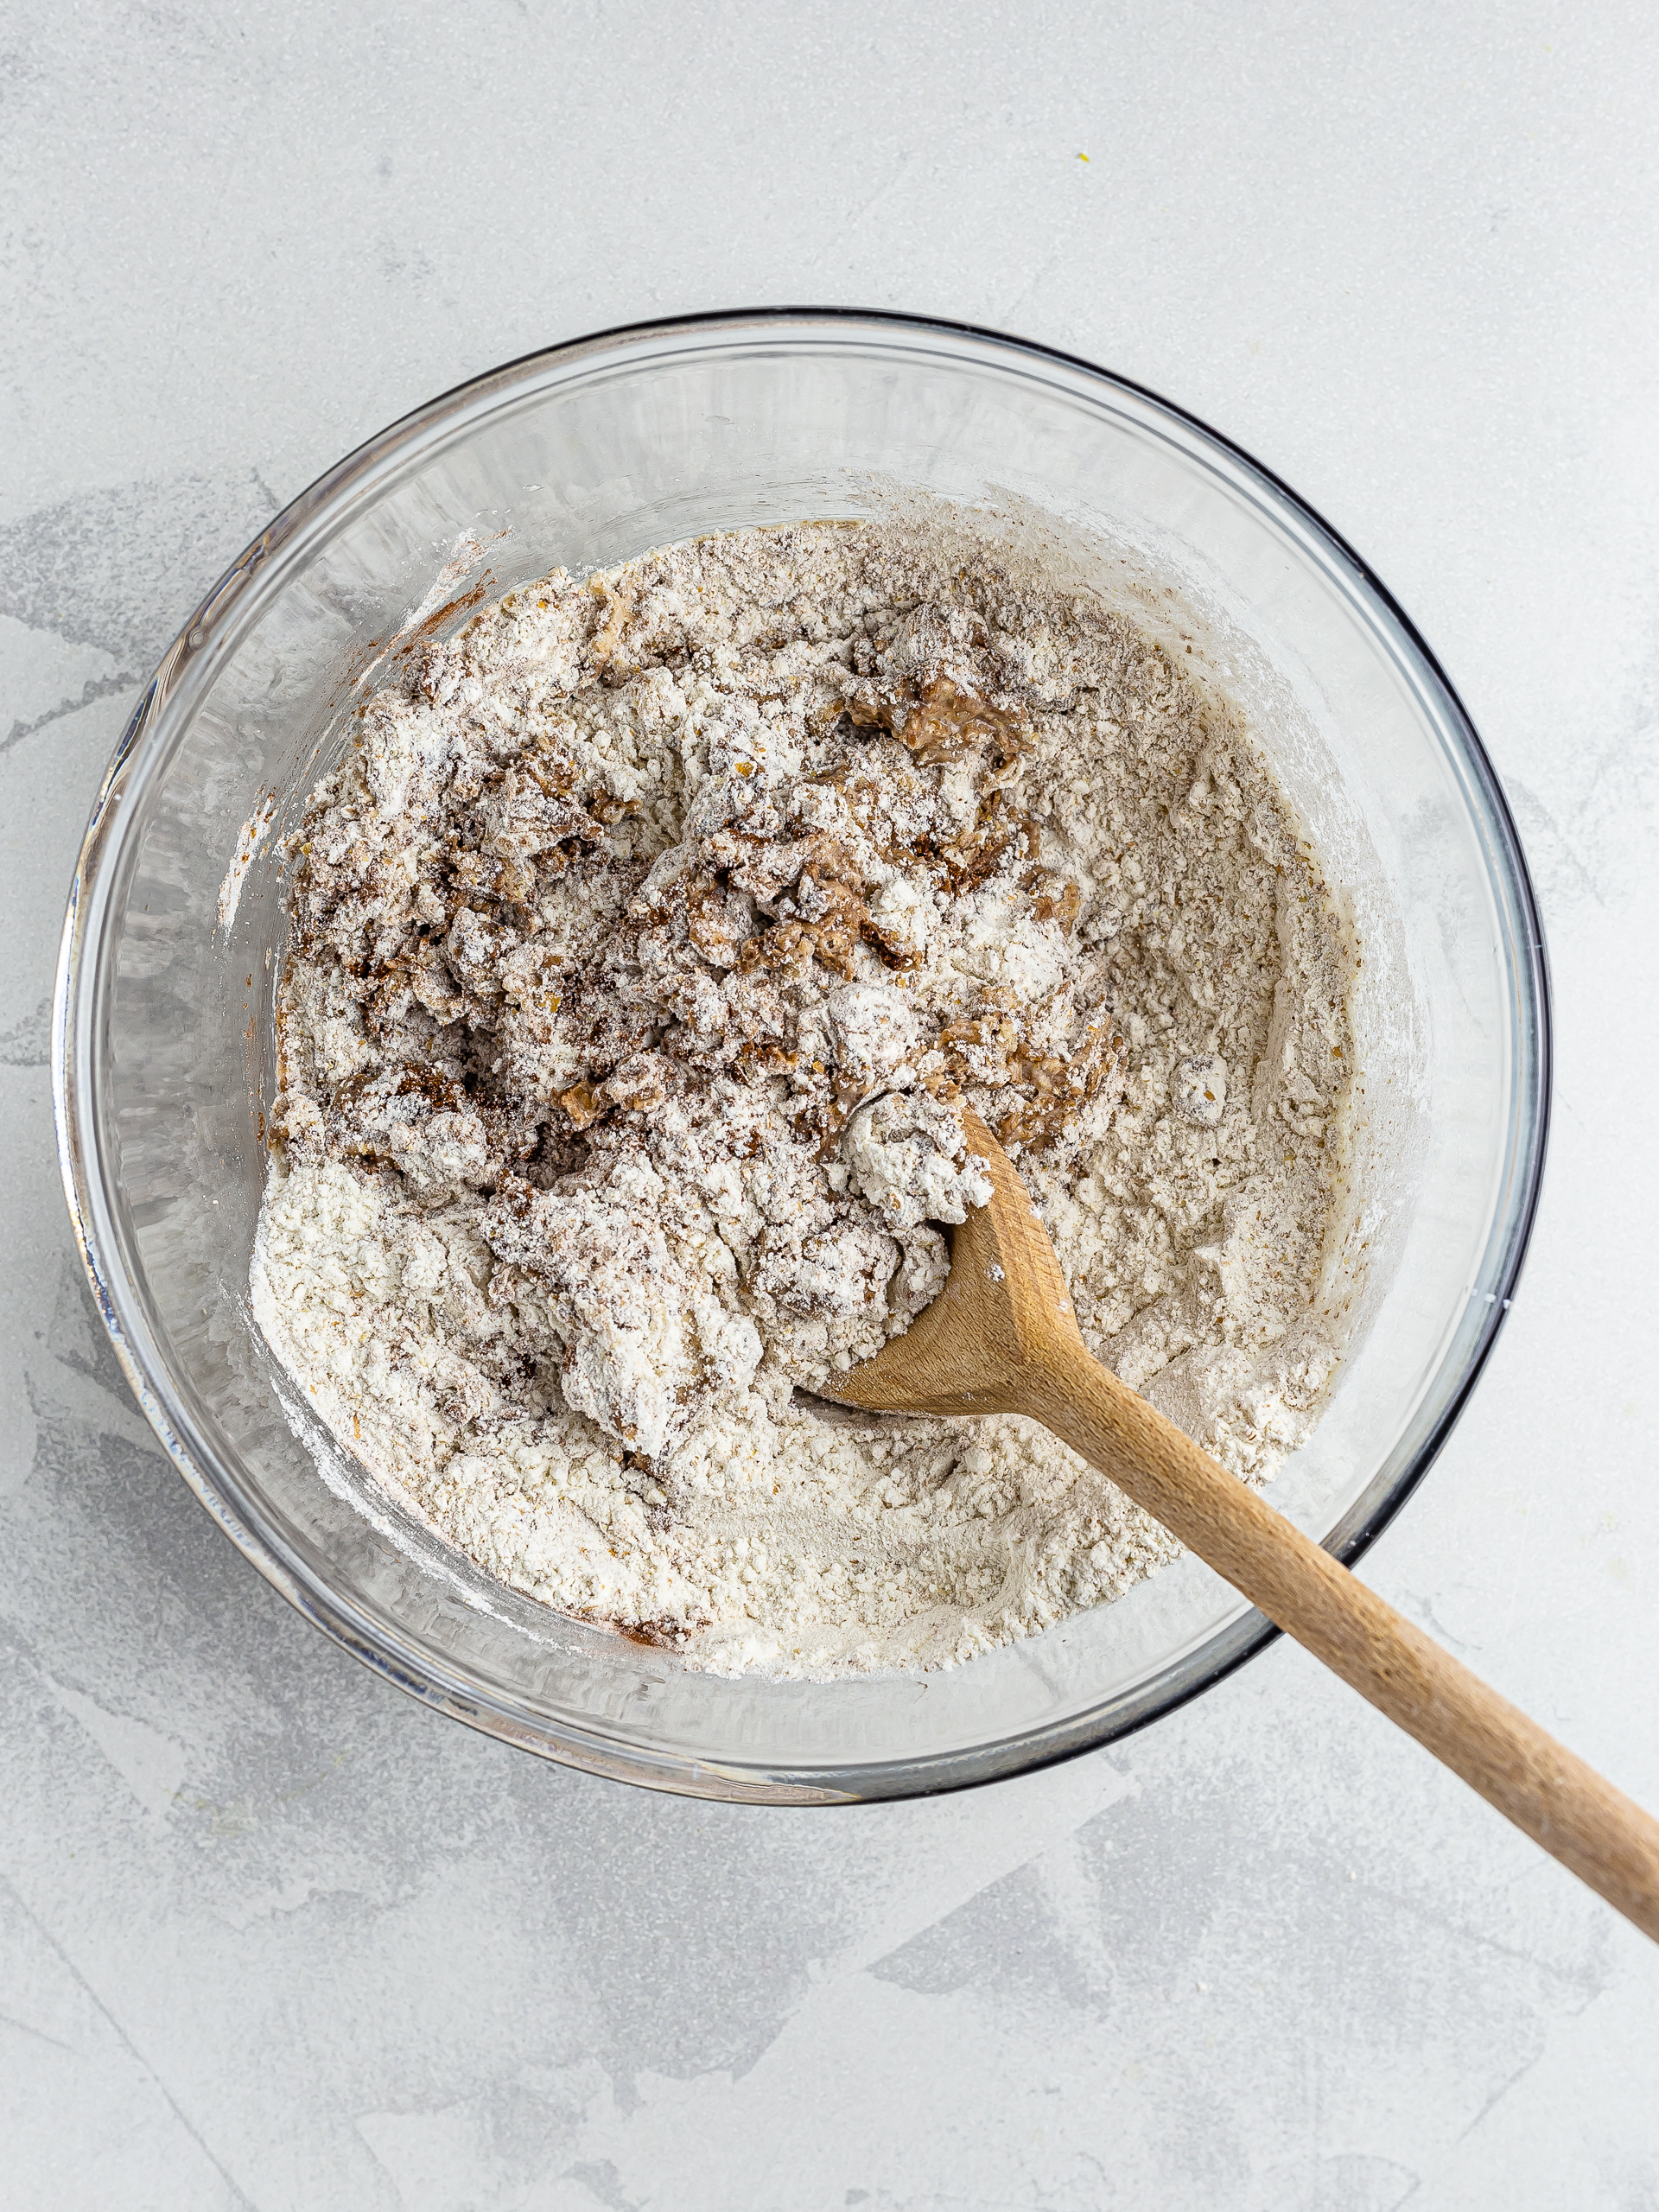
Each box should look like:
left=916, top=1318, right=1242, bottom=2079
left=823, top=1109, right=1659, bottom=1943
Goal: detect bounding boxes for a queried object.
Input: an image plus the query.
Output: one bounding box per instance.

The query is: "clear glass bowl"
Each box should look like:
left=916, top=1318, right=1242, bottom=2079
left=54, top=311, right=1549, bottom=1802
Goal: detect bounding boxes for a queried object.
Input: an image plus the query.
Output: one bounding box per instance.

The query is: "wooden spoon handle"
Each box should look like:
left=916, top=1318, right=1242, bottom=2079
left=1028, top=1344, right=1659, bottom=1943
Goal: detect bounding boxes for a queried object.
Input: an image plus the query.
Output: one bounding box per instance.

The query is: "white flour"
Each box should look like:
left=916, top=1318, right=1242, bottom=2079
left=252, top=518, right=1357, bottom=1676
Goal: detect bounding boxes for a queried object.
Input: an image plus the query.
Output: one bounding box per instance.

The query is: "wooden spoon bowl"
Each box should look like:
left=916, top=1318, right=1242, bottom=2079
left=823, top=1109, right=1659, bottom=1943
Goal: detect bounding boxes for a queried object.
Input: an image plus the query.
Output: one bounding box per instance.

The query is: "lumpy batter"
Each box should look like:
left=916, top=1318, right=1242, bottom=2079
left=252, top=516, right=1356, bottom=1675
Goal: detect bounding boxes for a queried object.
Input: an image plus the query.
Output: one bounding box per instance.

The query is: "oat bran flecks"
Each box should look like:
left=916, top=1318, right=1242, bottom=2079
left=251, top=518, right=1357, bottom=1678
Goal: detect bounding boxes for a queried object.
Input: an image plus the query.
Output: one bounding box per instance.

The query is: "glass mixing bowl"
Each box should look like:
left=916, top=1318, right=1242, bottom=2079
left=54, top=310, right=1548, bottom=1802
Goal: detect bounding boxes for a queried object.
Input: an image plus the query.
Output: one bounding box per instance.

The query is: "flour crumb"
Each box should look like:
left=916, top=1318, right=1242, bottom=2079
left=251, top=515, right=1358, bottom=1677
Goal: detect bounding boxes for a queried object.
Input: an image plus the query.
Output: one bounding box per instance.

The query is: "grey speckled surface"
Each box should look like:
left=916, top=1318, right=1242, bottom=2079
left=4, top=4, right=1658, bottom=2204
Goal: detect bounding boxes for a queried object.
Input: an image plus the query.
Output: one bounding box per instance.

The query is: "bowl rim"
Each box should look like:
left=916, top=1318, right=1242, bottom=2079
left=52, top=304, right=1552, bottom=1802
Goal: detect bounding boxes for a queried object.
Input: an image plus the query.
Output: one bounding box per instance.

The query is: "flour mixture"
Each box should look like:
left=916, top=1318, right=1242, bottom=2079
left=252, top=517, right=1356, bottom=1675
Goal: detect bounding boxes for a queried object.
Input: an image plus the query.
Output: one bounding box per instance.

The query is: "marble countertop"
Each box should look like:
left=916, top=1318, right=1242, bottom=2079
left=3, top=5, right=1656, bottom=2205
